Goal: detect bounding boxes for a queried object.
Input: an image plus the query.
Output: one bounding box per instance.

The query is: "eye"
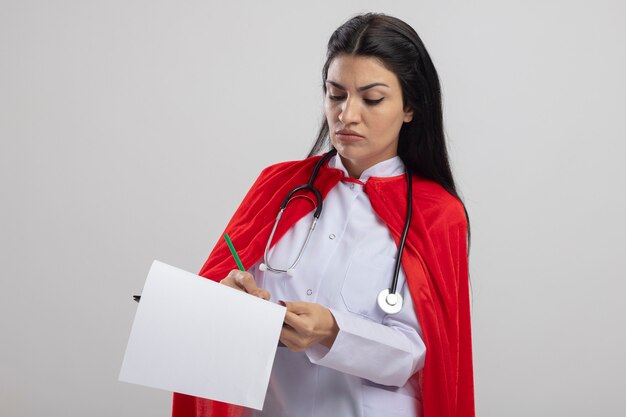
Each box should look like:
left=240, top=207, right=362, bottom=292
left=364, top=97, right=384, bottom=105
left=328, top=94, right=346, bottom=101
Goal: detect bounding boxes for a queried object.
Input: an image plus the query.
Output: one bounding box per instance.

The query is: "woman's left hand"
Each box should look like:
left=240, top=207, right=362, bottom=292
left=279, top=301, right=339, bottom=352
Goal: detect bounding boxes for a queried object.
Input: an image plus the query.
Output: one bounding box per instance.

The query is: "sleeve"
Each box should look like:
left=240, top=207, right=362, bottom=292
left=304, top=279, right=426, bottom=387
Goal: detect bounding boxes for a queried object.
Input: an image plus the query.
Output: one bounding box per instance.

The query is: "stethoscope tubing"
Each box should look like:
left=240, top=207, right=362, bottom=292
left=391, top=170, right=412, bottom=295
left=261, top=148, right=412, bottom=314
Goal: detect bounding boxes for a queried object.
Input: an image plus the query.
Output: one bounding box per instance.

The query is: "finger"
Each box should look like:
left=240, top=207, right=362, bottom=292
left=283, top=311, right=307, bottom=331
left=251, top=288, right=271, bottom=301
left=225, top=269, right=260, bottom=293
left=224, top=270, right=247, bottom=290
left=284, top=301, right=312, bottom=315
left=219, top=276, right=244, bottom=291
left=279, top=326, right=306, bottom=352
left=235, top=271, right=260, bottom=294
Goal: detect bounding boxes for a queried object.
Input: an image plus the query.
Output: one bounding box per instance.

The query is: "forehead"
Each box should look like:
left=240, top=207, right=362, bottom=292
left=326, top=55, right=400, bottom=88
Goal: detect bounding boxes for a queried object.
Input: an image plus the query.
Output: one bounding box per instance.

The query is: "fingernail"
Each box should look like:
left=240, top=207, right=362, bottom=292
left=235, top=271, right=244, bottom=282
left=278, top=300, right=286, bottom=306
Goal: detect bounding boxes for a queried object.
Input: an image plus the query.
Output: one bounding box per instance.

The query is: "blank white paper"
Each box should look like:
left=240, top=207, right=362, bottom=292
left=119, top=260, right=286, bottom=410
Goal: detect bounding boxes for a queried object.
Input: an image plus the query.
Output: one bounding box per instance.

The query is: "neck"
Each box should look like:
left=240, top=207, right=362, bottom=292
left=341, top=158, right=364, bottom=179
left=338, top=154, right=398, bottom=179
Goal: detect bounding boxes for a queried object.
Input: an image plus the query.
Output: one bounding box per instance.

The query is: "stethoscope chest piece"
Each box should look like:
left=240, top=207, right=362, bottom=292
left=377, top=288, right=403, bottom=315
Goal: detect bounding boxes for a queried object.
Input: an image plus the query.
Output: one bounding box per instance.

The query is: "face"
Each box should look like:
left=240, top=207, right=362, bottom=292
left=325, top=54, right=413, bottom=178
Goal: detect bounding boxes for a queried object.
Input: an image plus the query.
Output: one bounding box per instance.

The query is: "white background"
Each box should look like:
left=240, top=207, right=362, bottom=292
left=1, top=1, right=625, bottom=416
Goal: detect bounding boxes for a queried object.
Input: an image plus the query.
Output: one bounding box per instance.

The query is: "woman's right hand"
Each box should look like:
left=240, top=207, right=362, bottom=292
left=219, top=269, right=271, bottom=301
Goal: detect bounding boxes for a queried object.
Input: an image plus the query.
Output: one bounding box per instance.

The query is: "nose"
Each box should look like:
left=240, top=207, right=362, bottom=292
left=338, top=96, right=361, bottom=125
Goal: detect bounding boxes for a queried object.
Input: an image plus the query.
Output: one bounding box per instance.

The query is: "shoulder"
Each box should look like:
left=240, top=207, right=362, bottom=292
left=366, top=174, right=467, bottom=233
left=412, top=176, right=467, bottom=230
left=256, top=155, right=324, bottom=182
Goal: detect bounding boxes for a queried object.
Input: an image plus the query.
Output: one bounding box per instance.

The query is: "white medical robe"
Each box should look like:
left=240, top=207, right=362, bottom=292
left=249, top=154, right=426, bottom=417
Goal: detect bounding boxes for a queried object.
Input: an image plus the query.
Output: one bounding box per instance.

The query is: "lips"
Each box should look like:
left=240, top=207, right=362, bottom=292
left=335, top=129, right=364, bottom=142
left=336, top=129, right=363, bottom=137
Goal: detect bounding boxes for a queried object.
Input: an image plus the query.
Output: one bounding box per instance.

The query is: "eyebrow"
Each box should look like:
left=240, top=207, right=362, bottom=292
left=325, top=80, right=390, bottom=91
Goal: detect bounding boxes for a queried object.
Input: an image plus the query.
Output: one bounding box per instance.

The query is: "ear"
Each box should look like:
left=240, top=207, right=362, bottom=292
left=403, top=106, right=414, bottom=123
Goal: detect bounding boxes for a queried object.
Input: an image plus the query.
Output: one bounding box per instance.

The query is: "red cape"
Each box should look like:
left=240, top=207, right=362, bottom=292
left=172, top=154, right=475, bottom=417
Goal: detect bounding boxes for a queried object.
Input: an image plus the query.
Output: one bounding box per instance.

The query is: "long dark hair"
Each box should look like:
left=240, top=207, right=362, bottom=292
left=309, top=12, right=470, bottom=243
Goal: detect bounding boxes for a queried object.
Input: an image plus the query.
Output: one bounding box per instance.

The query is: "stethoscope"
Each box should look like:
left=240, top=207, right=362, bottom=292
left=259, top=149, right=413, bottom=315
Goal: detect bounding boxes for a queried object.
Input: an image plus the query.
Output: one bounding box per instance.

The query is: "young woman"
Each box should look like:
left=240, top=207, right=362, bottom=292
left=173, top=12, right=474, bottom=417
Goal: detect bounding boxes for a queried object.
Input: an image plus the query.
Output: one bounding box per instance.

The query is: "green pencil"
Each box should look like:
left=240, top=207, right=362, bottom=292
left=223, top=233, right=245, bottom=271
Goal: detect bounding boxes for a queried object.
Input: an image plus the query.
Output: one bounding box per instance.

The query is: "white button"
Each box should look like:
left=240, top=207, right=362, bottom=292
left=349, top=183, right=355, bottom=190
left=329, top=234, right=336, bottom=240
left=306, top=289, right=313, bottom=296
